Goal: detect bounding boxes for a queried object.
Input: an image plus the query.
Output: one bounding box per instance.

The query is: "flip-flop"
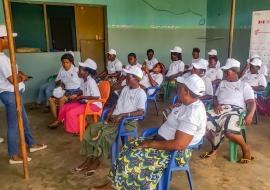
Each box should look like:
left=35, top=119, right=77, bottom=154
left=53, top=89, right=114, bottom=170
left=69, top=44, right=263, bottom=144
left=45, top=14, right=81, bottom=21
left=85, top=170, right=96, bottom=177
left=237, top=156, right=255, bottom=164
left=200, top=152, right=212, bottom=159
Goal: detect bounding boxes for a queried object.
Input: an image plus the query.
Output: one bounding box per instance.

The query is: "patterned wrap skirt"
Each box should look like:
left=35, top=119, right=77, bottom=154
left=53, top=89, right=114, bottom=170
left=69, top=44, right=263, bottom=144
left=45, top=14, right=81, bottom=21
left=206, top=105, right=244, bottom=148
left=109, top=137, right=192, bottom=190
left=80, top=121, right=137, bottom=163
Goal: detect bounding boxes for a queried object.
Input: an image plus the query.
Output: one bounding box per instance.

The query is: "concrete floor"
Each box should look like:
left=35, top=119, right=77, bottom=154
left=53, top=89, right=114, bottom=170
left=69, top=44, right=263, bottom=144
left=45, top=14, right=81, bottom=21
left=0, top=102, right=270, bottom=190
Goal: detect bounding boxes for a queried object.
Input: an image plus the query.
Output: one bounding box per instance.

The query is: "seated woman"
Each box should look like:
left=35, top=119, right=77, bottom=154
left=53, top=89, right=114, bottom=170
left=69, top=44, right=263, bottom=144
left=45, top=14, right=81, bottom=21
left=73, top=67, right=147, bottom=174
left=48, top=53, right=81, bottom=122
left=142, top=49, right=159, bottom=71
left=206, top=56, right=223, bottom=86
left=201, top=58, right=256, bottom=163
left=165, top=46, right=185, bottom=81
left=112, top=53, right=142, bottom=91
left=241, top=58, right=267, bottom=92
left=91, top=74, right=207, bottom=190
left=48, top=59, right=101, bottom=133
left=140, top=62, right=164, bottom=95
left=97, top=49, right=122, bottom=83
left=185, top=59, right=213, bottom=100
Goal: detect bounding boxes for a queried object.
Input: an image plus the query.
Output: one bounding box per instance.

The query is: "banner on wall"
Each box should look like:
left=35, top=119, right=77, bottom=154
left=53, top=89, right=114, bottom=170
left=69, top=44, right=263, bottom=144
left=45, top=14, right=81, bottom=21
left=249, top=10, right=270, bottom=79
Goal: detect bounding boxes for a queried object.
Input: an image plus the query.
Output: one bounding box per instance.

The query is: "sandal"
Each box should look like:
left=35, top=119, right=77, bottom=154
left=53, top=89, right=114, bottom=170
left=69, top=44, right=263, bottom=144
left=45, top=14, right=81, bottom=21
left=48, top=121, right=61, bottom=129
left=237, top=156, right=254, bottom=164
left=200, top=152, right=212, bottom=159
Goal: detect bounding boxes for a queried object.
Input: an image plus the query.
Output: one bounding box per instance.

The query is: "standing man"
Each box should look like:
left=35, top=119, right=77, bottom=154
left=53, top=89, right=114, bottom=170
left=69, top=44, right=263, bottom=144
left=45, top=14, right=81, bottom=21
left=0, top=25, right=47, bottom=164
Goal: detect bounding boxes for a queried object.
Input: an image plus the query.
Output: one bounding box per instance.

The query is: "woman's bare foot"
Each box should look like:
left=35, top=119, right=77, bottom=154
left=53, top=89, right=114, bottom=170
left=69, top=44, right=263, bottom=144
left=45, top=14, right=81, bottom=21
left=84, top=158, right=101, bottom=176
left=200, top=149, right=217, bottom=159
left=242, top=144, right=254, bottom=160
left=48, top=120, right=61, bottom=129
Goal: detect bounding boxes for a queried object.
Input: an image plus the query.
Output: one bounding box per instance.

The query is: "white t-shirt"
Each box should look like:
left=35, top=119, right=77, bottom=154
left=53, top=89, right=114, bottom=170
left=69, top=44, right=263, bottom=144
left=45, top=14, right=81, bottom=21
left=107, top=58, right=123, bottom=74
left=158, top=100, right=207, bottom=146
left=206, top=67, right=223, bottom=82
left=140, top=72, right=163, bottom=95
left=241, top=72, right=267, bottom=88
left=166, top=60, right=185, bottom=77
left=145, top=57, right=158, bottom=70
left=216, top=80, right=255, bottom=110
left=202, top=75, right=214, bottom=96
left=112, top=86, right=147, bottom=115
left=0, top=53, right=25, bottom=93
left=55, top=65, right=81, bottom=90
left=80, top=76, right=102, bottom=108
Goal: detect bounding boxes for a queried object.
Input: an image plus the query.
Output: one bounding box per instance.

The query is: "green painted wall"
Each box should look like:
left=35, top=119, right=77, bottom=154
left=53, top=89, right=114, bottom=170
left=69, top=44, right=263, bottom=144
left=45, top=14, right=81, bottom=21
left=206, top=0, right=270, bottom=66
left=0, top=0, right=207, bottom=103
left=11, top=3, right=47, bottom=50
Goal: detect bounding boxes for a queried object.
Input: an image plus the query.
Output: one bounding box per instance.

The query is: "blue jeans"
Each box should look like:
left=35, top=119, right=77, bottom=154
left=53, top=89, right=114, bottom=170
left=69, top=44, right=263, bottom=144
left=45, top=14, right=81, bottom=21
left=36, top=81, right=55, bottom=104
left=0, top=91, right=35, bottom=156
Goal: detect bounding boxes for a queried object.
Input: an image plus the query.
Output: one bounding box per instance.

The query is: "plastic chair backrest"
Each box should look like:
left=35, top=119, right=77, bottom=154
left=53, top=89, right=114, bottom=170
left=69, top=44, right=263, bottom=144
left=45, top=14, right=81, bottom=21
left=98, top=81, right=110, bottom=104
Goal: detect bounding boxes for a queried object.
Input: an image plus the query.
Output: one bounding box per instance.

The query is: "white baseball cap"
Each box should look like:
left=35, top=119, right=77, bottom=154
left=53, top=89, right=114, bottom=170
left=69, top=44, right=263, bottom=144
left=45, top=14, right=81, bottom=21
left=107, top=49, right=117, bottom=55
left=247, top=54, right=261, bottom=63
left=123, top=66, right=143, bottom=80
left=208, top=49, right=217, bottom=56
left=176, top=74, right=205, bottom=96
left=170, top=46, right=182, bottom=53
left=67, top=51, right=74, bottom=57
left=221, top=58, right=240, bottom=70
left=79, top=58, right=97, bottom=70
left=250, top=58, right=262, bottom=67
left=52, top=87, right=65, bottom=99
left=0, top=25, right=17, bottom=37
left=192, top=59, right=208, bottom=70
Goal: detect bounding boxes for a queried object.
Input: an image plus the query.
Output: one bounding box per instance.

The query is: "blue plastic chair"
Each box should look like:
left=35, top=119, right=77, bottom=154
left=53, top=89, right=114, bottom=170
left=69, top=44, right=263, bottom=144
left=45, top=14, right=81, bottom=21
left=254, top=91, right=264, bottom=124
left=146, top=86, right=160, bottom=116
left=109, top=102, right=147, bottom=166
left=142, top=128, right=203, bottom=190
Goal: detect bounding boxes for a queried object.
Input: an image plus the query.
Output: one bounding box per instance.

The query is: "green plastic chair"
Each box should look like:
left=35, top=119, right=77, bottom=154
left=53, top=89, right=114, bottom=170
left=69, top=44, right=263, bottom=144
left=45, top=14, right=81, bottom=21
left=163, top=80, right=177, bottom=101
left=229, top=112, right=246, bottom=162
left=47, top=74, right=57, bottom=82
left=208, top=104, right=246, bottom=162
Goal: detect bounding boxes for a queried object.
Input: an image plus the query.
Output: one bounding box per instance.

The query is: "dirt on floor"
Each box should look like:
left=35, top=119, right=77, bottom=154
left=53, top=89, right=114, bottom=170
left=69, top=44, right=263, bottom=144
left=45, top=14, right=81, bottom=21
left=0, top=102, right=270, bottom=190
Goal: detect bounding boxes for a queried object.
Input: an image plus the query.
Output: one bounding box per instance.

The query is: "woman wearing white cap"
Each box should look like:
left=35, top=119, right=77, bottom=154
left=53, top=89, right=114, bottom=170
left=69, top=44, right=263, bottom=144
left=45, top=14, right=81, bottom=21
left=92, top=74, right=206, bottom=189
left=0, top=25, right=47, bottom=164
left=206, top=56, right=223, bottom=85
left=208, top=49, right=221, bottom=68
left=240, top=54, right=268, bottom=79
left=241, top=58, right=267, bottom=92
left=165, top=46, right=185, bottom=80
left=48, top=52, right=81, bottom=122
left=72, top=67, right=146, bottom=175
left=181, top=59, right=213, bottom=100
left=48, top=59, right=101, bottom=133
left=97, top=49, right=122, bottom=82
left=201, top=58, right=256, bottom=164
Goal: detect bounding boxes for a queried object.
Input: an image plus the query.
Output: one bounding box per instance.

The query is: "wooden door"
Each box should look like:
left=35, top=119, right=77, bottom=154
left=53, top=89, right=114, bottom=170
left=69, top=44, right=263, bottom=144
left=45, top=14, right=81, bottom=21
left=75, top=6, right=106, bottom=73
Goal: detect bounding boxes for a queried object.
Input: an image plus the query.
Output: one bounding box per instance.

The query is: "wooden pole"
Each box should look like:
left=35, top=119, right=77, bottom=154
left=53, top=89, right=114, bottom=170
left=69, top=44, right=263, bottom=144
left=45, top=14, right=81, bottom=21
left=3, top=0, right=29, bottom=179
left=228, top=0, right=236, bottom=58
left=43, top=3, right=50, bottom=52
